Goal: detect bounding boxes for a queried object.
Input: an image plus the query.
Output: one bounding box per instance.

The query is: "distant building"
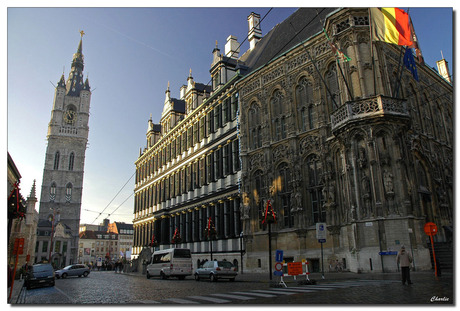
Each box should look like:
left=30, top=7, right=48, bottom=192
left=79, top=219, right=133, bottom=264
left=37, top=32, right=91, bottom=266
left=7, top=153, right=39, bottom=268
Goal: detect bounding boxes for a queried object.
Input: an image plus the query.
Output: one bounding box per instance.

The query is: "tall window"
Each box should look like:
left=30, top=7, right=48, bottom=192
left=248, top=103, right=262, bottom=149
left=68, top=152, right=75, bottom=171
left=306, top=155, right=325, bottom=224
left=325, top=63, right=341, bottom=111
left=296, top=77, right=314, bottom=131
left=253, top=170, right=264, bottom=230
left=278, top=163, right=293, bottom=228
left=53, top=151, right=60, bottom=170
left=271, top=90, right=286, bottom=140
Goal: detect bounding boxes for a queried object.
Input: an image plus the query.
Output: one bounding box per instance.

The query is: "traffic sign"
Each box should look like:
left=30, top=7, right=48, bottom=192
left=316, top=222, right=327, bottom=240
left=424, top=222, right=438, bottom=236
left=275, top=250, right=284, bottom=262
left=13, top=238, right=24, bottom=255
left=318, top=239, right=326, bottom=243
left=274, top=262, right=283, bottom=272
left=287, top=262, right=303, bottom=276
left=273, top=271, right=283, bottom=276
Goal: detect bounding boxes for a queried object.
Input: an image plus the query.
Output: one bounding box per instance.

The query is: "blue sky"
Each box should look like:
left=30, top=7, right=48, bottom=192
left=5, top=5, right=455, bottom=225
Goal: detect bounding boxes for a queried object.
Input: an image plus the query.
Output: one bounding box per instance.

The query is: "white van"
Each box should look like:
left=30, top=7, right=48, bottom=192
left=146, top=248, right=192, bottom=280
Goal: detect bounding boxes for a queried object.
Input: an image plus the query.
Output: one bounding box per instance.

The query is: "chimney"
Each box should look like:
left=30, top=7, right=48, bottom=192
left=225, top=35, right=240, bottom=59
left=436, top=51, right=451, bottom=83
left=248, top=12, right=262, bottom=50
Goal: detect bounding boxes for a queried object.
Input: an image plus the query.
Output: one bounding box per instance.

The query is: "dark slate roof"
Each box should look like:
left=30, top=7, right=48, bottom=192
left=151, top=123, right=162, bottom=132
left=114, top=222, right=133, bottom=231
left=194, top=82, right=213, bottom=94
left=170, top=98, right=186, bottom=113
left=240, top=8, right=338, bottom=75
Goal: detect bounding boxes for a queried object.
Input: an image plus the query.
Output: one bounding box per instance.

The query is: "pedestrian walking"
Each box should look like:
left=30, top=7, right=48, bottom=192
left=396, top=245, right=413, bottom=285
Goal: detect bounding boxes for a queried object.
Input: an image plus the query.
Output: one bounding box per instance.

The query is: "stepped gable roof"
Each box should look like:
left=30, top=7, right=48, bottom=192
left=240, top=8, right=337, bottom=75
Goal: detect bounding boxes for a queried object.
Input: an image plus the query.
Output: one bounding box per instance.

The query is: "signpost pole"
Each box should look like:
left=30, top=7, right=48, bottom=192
left=424, top=222, right=438, bottom=277
left=321, top=241, right=324, bottom=279
left=430, top=234, right=438, bottom=277
left=268, top=223, right=272, bottom=281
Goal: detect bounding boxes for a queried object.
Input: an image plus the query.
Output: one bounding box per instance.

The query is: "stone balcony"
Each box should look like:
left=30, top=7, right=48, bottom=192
left=331, top=95, right=409, bottom=133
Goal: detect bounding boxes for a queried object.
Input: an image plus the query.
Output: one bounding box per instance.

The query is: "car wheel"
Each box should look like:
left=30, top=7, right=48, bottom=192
left=62, top=273, right=68, bottom=279
left=160, top=272, right=167, bottom=280
left=83, top=271, right=89, bottom=277
left=146, top=272, right=151, bottom=279
left=229, top=277, right=235, bottom=282
left=194, top=274, right=200, bottom=281
left=210, top=274, right=217, bottom=282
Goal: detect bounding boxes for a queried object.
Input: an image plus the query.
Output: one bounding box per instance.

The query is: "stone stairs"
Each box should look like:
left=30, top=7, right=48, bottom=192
left=427, top=242, right=453, bottom=272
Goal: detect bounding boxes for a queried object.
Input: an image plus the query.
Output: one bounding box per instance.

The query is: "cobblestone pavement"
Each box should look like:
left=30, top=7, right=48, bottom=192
left=9, top=270, right=453, bottom=305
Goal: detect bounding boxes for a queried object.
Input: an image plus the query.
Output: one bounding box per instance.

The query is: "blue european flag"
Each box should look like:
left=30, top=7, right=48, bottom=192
left=403, top=47, right=419, bottom=81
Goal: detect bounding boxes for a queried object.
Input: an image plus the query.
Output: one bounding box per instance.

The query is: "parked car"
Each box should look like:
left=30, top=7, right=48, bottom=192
left=24, top=264, right=55, bottom=289
left=194, top=260, right=237, bottom=282
left=55, top=264, right=90, bottom=279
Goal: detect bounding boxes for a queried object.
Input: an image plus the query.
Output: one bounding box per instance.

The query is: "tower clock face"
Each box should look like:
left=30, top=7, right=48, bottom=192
left=64, top=109, right=76, bottom=124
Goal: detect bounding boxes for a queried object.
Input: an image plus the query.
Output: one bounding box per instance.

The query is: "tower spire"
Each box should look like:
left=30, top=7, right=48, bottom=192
left=66, top=31, right=86, bottom=96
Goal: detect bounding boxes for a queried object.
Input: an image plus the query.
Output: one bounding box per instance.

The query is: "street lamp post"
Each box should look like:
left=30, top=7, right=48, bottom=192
left=239, top=231, right=244, bottom=274
left=262, top=200, right=276, bottom=281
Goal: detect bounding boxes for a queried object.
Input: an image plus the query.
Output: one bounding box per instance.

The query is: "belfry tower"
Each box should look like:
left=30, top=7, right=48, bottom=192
left=38, top=31, right=91, bottom=265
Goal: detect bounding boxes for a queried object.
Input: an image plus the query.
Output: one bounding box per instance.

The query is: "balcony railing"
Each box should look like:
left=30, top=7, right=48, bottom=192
left=331, top=95, right=409, bottom=132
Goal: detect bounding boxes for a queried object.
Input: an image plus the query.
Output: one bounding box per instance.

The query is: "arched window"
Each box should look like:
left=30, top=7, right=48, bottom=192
left=296, top=77, right=315, bottom=131
left=68, top=152, right=75, bottom=171
left=248, top=103, right=262, bottom=149
left=50, top=182, right=57, bottom=202
left=270, top=90, right=286, bottom=140
left=305, top=155, right=325, bottom=224
left=65, top=183, right=72, bottom=202
left=253, top=170, right=264, bottom=230
left=53, top=151, right=60, bottom=170
left=325, top=63, right=341, bottom=111
left=278, top=163, right=293, bottom=228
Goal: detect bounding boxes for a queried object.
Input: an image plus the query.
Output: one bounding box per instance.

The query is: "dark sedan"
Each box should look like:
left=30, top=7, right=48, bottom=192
left=24, top=264, right=55, bottom=289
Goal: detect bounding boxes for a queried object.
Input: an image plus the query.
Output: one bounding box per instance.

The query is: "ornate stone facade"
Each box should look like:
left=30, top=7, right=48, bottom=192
left=236, top=8, right=452, bottom=273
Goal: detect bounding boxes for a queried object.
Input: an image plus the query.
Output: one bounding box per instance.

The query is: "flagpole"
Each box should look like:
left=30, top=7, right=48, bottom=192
left=394, top=8, right=411, bottom=98
left=322, top=26, right=353, bottom=101
left=369, top=8, right=376, bottom=96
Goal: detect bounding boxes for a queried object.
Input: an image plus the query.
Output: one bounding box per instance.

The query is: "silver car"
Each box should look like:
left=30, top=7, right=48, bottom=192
left=194, top=260, right=237, bottom=282
left=55, top=264, right=90, bottom=279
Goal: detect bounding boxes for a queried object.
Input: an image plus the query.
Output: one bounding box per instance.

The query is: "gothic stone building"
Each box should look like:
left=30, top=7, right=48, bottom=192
left=236, top=8, right=453, bottom=273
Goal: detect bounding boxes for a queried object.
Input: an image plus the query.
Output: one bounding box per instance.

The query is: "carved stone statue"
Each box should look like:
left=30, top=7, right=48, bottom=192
left=383, top=169, right=394, bottom=193
left=241, top=192, right=251, bottom=219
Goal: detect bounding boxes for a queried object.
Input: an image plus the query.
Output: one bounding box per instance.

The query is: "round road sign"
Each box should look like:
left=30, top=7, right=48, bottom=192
left=424, top=222, right=438, bottom=236
left=274, top=262, right=283, bottom=272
